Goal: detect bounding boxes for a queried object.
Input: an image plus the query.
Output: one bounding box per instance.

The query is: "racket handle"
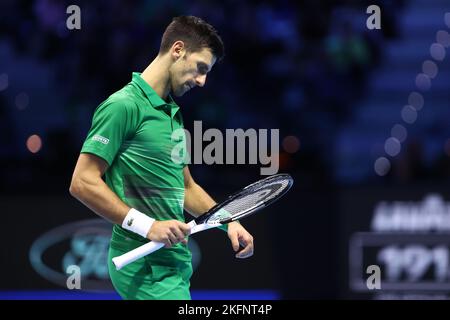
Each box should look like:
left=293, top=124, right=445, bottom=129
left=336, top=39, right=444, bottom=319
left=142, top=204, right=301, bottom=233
left=112, top=220, right=198, bottom=270
left=112, top=241, right=164, bottom=270
left=111, top=221, right=217, bottom=270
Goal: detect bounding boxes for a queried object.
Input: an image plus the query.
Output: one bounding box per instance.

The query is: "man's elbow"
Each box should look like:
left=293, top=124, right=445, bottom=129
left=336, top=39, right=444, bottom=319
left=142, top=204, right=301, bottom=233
left=69, top=175, right=83, bottom=199
left=184, top=175, right=197, bottom=191
left=184, top=180, right=197, bottom=193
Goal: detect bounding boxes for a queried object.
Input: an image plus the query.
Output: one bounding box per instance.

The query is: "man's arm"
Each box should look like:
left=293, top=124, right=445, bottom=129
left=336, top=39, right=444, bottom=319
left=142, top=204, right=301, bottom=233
left=183, top=166, right=254, bottom=258
left=183, top=166, right=217, bottom=217
left=69, top=153, right=190, bottom=247
left=69, top=153, right=130, bottom=224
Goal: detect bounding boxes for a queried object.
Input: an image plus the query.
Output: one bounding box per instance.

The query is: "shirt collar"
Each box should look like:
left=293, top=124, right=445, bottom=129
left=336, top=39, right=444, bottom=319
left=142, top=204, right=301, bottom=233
left=131, top=72, right=180, bottom=118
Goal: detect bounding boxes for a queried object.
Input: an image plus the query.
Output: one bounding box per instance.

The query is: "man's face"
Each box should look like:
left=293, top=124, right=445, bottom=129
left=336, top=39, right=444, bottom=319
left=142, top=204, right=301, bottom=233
left=169, top=47, right=217, bottom=97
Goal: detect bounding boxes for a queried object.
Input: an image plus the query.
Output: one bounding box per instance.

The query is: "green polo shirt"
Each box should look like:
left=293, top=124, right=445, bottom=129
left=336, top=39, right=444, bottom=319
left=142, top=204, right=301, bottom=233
left=81, top=72, right=190, bottom=263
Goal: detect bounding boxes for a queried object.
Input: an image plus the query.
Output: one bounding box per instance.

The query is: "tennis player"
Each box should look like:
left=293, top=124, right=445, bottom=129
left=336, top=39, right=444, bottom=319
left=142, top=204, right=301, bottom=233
left=69, top=16, right=254, bottom=300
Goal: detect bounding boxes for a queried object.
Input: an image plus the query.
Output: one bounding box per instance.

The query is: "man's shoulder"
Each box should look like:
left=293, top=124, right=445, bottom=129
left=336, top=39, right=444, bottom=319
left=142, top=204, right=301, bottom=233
left=105, top=86, right=138, bottom=107
left=98, top=86, right=141, bottom=113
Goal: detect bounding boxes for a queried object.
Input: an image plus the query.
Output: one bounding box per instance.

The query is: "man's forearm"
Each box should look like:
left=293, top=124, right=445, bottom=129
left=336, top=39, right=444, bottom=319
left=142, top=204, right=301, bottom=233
left=184, top=182, right=217, bottom=217
left=184, top=182, right=239, bottom=233
left=70, top=175, right=130, bottom=225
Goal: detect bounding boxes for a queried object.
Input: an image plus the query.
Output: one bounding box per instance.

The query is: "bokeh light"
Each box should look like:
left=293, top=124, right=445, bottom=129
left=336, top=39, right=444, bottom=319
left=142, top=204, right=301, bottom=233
left=374, top=157, right=391, bottom=176
left=385, top=137, right=401, bottom=157
left=401, top=105, right=418, bottom=124
left=26, top=135, right=42, bottom=154
left=282, top=135, right=300, bottom=154
left=422, top=60, right=438, bottom=79
left=415, top=73, right=431, bottom=91
left=436, top=30, right=450, bottom=48
left=408, top=92, right=424, bottom=110
left=391, top=124, right=407, bottom=143
left=430, top=43, right=446, bottom=61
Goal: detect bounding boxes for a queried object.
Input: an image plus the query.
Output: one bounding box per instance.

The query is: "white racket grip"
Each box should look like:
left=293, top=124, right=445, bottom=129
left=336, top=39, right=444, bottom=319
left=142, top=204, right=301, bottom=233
left=112, top=220, right=204, bottom=270
left=112, top=241, right=164, bottom=270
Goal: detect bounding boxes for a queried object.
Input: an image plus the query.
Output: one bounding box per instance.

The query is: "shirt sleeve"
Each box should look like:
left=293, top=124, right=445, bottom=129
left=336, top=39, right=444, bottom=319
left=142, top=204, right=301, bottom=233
left=81, top=98, right=139, bottom=166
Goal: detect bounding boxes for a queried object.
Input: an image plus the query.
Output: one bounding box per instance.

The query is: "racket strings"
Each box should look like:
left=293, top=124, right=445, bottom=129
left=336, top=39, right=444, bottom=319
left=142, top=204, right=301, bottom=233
left=211, top=177, right=291, bottom=222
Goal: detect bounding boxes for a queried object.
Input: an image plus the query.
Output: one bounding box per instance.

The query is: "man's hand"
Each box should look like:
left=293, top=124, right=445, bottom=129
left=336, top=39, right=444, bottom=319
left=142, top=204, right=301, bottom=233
left=147, top=220, right=191, bottom=248
left=227, top=222, right=254, bottom=259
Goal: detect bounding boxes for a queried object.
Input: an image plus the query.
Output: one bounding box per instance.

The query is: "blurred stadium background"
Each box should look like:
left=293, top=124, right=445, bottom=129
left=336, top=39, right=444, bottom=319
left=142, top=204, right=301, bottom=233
left=1, top=0, right=450, bottom=300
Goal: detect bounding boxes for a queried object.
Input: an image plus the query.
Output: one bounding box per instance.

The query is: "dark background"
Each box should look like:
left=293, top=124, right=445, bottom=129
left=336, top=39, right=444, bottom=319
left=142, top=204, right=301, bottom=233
left=1, top=0, right=450, bottom=299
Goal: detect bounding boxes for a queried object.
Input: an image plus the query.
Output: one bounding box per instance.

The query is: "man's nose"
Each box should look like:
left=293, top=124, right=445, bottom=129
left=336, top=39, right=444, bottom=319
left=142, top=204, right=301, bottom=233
left=195, top=74, right=207, bottom=87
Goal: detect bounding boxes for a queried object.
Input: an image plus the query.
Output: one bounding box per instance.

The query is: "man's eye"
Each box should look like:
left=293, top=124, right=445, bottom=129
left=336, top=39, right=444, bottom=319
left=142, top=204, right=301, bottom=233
left=197, top=64, right=208, bottom=75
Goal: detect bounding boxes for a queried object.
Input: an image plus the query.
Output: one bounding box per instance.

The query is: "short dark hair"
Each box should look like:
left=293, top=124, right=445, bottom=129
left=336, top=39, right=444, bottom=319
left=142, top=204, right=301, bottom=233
left=160, top=16, right=224, bottom=61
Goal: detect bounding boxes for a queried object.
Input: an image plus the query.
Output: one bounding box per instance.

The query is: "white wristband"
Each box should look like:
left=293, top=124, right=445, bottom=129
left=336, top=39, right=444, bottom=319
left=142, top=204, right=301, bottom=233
left=122, top=208, right=155, bottom=238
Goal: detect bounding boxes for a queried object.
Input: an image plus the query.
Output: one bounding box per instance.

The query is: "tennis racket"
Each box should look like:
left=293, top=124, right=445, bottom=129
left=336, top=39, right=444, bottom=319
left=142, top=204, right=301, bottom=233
left=112, top=173, right=293, bottom=270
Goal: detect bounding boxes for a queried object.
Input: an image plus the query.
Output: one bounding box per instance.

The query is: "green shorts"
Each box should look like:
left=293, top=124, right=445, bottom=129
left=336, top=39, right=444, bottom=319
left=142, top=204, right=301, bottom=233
left=107, top=227, right=193, bottom=300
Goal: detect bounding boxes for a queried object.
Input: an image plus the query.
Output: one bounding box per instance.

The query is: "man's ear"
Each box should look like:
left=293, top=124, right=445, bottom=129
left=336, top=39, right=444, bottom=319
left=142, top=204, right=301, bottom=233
left=171, top=41, right=185, bottom=60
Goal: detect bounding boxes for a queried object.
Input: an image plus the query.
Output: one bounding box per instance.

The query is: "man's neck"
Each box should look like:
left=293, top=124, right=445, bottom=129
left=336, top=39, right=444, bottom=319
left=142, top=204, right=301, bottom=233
left=140, top=55, right=171, bottom=100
